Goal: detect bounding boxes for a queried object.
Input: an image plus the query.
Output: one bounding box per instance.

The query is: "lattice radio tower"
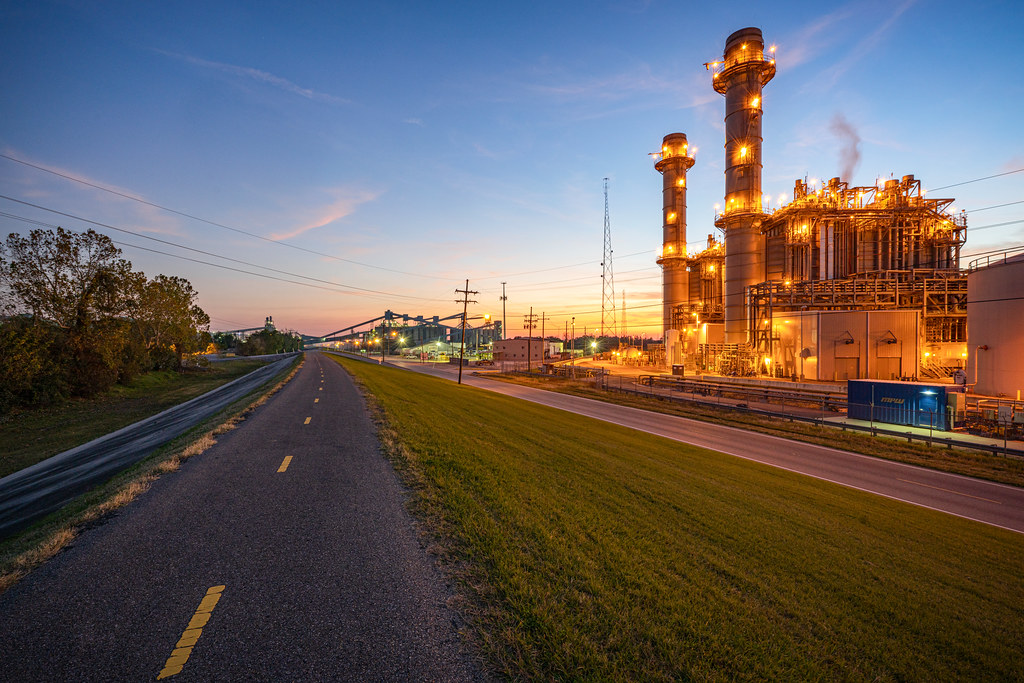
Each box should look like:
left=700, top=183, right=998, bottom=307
left=601, top=178, right=616, bottom=338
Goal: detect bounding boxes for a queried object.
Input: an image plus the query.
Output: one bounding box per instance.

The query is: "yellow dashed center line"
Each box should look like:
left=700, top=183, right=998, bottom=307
left=319, top=387, right=323, bottom=391
left=314, top=398, right=319, bottom=403
left=278, top=456, right=293, bottom=472
left=304, top=417, right=311, bottom=425
left=157, top=585, right=225, bottom=679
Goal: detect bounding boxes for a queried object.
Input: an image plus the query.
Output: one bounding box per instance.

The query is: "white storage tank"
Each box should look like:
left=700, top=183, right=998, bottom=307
left=967, top=252, right=1024, bottom=397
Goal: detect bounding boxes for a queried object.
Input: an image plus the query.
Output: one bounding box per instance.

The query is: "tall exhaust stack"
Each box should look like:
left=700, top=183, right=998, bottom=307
left=655, top=133, right=695, bottom=343
left=711, top=27, right=775, bottom=344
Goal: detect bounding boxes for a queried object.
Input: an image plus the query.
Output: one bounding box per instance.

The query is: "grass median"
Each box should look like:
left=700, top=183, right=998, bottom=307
left=486, top=372, right=1024, bottom=487
left=333, top=355, right=1024, bottom=681
left=0, top=359, right=270, bottom=479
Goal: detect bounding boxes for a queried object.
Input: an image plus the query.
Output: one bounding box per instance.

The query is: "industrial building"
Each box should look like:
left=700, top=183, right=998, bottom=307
left=492, top=337, right=560, bottom=363
left=656, top=27, right=971, bottom=382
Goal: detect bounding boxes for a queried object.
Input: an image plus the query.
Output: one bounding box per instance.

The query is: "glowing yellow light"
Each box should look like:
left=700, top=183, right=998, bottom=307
left=764, top=357, right=772, bottom=365
left=667, top=212, right=677, bottom=221
left=741, top=43, right=747, bottom=49
left=709, top=265, right=716, bottom=272
left=763, top=319, right=769, bottom=325
left=770, top=45, right=776, bottom=52
left=751, top=96, right=760, bottom=107
left=677, top=178, right=685, bottom=187
left=924, top=352, right=931, bottom=358
left=666, top=245, right=674, bottom=252
left=662, top=145, right=668, bottom=152
left=740, top=146, right=748, bottom=158
left=714, top=203, right=721, bottom=210
left=784, top=280, right=791, bottom=286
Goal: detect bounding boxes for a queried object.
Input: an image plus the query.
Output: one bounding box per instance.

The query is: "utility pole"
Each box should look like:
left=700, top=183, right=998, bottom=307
left=621, top=291, right=626, bottom=347
left=524, top=307, right=538, bottom=374
left=500, top=282, right=508, bottom=341
left=539, top=311, right=551, bottom=361
left=455, top=280, right=478, bottom=385
left=571, top=316, right=576, bottom=379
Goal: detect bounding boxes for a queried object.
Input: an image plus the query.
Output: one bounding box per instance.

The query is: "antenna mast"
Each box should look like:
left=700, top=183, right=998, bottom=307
left=601, top=178, right=616, bottom=339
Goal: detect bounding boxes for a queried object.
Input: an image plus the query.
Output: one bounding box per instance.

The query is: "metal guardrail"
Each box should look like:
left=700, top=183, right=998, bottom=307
left=603, top=378, right=1024, bottom=459
left=968, top=246, right=1024, bottom=271
left=0, top=355, right=299, bottom=540
left=634, top=375, right=848, bottom=412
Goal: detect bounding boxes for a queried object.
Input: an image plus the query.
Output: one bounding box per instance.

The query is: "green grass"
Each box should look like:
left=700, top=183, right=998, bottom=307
left=333, top=356, right=1024, bottom=681
left=0, top=359, right=269, bottom=478
left=486, top=373, right=1024, bottom=487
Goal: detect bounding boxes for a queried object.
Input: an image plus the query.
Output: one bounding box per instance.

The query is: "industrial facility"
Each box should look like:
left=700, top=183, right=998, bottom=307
left=656, top=27, right=975, bottom=384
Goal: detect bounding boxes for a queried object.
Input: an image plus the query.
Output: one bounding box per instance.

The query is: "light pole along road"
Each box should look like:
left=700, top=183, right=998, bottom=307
left=379, top=356, right=1024, bottom=535
left=0, top=353, right=478, bottom=681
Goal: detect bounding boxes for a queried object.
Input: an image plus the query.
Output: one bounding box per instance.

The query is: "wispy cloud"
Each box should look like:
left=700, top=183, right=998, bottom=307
left=404, top=118, right=424, bottom=126
left=269, top=187, right=380, bottom=241
left=510, top=63, right=715, bottom=123
left=157, top=50, right=349, bottom=105
left=780, top=5, right=857, bottom=70
left=473, top=142, right=500, bottom=159
left=0, top=148, right=184, bottom=237
left=809, top=0, right=917, bottom=90
left=527, top=63, right=682, bottom=102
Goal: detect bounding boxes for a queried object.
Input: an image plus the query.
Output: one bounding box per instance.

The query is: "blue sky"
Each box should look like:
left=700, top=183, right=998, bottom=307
left=2, top=0, right=1022, bottom=338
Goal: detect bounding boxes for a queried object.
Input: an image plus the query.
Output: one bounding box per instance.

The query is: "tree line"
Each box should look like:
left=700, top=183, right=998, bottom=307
left=0, top=228, right=211, bottom=413
left=212, top=329, right=304, bottom=356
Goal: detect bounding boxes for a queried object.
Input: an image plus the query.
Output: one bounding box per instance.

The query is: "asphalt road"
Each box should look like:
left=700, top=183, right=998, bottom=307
left=377, top=356, right=1024, bottom=534
left=0, top=355, right=298, bottom=540
left=0, top=352, right=479, bottom=682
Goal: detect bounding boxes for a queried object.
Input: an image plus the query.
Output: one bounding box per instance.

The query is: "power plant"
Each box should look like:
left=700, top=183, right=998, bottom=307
left=657, top=27, right=974, bottom=383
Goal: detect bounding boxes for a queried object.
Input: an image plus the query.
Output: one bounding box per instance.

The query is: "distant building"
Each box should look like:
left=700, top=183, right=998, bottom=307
left=493, top=337, right=545, bottom=362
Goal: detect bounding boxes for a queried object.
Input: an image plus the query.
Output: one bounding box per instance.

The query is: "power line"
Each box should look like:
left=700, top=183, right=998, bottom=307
left=0, top=212, right=414, bottom=300
left=0, top=152, right=654, bottom=283
left=0, top=152, right=450, bottom=282
left=930, top=167, right=1024, bottom=192
left=967, top=218, right=1024, bottom=233
left=966, top=200, right=1024, bottom=213
left=0, top=200, right=445, bottom=303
